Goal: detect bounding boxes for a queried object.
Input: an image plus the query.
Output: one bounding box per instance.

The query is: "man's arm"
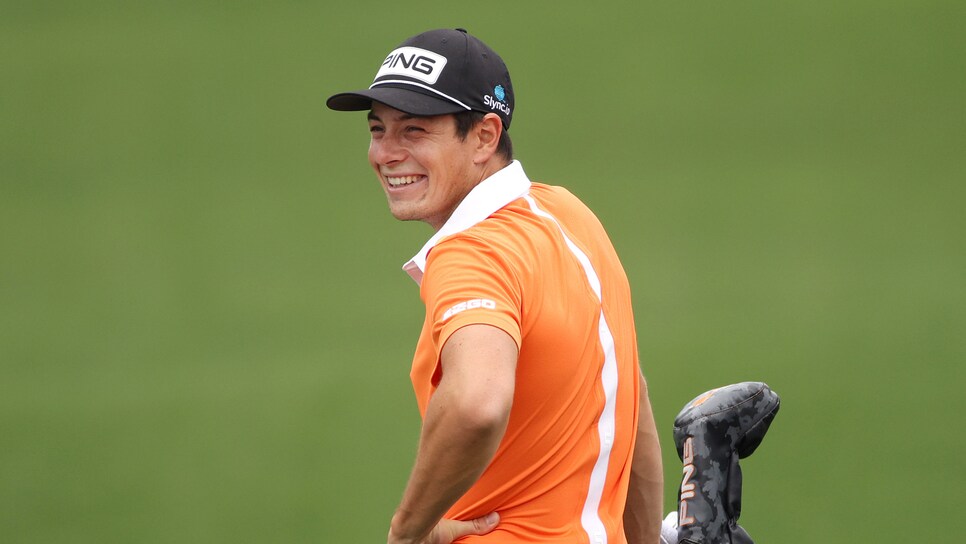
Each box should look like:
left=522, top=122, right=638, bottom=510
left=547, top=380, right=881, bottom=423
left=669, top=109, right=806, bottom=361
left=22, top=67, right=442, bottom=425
left=388, top=324, right=518, bottom=544
left=623, top=369, right=664, bottom=544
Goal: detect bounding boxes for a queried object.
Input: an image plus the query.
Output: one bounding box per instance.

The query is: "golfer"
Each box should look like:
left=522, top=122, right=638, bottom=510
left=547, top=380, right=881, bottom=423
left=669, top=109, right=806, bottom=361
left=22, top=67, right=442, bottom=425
left=327, top=28, right=663, bottom=544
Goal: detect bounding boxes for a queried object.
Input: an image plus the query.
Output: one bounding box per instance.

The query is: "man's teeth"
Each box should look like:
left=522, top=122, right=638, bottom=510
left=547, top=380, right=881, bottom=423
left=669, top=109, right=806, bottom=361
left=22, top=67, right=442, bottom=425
left=387, top=175, right=422, bottom=187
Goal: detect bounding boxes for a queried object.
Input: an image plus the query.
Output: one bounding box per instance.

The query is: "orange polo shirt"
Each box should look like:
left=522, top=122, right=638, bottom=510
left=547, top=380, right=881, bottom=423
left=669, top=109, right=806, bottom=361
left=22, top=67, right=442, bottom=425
left=404, top=161, right=640, bottom=544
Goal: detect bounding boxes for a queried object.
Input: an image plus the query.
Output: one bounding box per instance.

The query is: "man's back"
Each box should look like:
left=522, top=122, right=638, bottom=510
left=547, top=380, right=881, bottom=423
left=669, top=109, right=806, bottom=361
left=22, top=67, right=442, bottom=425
left=412, top=182, right=641, bottom=542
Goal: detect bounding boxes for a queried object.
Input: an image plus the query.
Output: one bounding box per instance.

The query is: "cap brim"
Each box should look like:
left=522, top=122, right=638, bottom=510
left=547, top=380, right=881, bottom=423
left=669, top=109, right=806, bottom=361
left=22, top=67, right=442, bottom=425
left=326, top=84, right=469, bottom=116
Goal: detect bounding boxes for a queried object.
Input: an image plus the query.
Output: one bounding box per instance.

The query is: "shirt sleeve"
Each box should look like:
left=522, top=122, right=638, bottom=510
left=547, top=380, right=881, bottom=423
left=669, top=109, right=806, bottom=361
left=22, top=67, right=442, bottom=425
left=421, top=233, right=523, bottom=377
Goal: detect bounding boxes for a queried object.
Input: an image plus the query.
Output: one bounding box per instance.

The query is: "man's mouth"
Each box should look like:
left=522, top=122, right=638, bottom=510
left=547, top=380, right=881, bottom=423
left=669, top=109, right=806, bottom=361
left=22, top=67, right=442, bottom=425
left=386, top=175, right=425, bottom=187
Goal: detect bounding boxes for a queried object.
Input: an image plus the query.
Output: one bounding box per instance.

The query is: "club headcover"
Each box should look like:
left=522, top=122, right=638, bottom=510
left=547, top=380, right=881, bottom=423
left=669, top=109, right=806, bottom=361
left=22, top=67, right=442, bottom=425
left=672, top=382, right=780, bottom=544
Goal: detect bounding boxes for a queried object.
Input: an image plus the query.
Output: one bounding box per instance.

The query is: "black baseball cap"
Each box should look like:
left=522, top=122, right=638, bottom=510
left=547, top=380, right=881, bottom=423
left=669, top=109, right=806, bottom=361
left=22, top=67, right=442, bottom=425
left=326, top=28, right=514, bottom=130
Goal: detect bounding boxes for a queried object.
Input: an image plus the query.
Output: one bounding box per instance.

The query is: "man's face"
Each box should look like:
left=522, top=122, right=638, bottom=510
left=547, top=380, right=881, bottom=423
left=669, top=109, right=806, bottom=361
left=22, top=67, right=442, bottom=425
left=367, top=102, right=481, bottom=230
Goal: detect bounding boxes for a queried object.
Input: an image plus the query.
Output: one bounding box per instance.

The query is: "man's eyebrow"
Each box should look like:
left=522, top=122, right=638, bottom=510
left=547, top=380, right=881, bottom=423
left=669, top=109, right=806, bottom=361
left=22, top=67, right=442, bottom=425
left=367, top=111, right=380, bottom=122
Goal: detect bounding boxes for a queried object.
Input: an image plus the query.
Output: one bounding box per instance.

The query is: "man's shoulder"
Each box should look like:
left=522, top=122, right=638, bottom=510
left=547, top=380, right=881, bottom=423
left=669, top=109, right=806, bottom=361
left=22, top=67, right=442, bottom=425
left=427, top=182, right=599, bottom=265
left=423, top=201, right=537, bottom=281
left=528, top=181, right=578, bottom=200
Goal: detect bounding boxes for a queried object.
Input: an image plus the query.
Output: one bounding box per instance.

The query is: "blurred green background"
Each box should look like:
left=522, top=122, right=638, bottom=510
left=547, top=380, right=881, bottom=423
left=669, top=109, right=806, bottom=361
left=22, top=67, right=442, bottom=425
left=2, top=0, right=963, bottom=542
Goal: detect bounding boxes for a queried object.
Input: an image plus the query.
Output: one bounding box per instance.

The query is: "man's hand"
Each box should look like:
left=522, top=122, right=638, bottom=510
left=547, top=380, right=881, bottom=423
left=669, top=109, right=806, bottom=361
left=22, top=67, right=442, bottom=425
left=387, top=512, right=500, bottom=544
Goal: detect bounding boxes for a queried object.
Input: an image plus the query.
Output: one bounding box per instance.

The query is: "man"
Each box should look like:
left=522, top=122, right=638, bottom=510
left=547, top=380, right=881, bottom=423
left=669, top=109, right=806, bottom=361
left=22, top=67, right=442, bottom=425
left=327, top=28, right=663, bottom=544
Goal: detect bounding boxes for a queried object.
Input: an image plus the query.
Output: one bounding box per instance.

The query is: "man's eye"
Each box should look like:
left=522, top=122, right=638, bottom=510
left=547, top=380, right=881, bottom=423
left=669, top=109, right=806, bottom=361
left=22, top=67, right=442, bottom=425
left=369, top=125, right=384, bottom=133
left=406, top=126, right=425, bottom=133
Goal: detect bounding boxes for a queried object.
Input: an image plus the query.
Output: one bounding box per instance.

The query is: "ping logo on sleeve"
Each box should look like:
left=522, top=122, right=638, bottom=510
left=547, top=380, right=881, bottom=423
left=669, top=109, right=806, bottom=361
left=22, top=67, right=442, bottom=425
left=374, top=47, right=448, bottom=85
left=442, top=298, right=496, bottom=321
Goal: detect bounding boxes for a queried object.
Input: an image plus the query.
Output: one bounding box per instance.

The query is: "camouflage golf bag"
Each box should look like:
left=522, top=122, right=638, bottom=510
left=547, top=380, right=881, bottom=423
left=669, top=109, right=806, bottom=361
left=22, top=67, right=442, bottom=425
left=672, top=382, right=780, bottom=544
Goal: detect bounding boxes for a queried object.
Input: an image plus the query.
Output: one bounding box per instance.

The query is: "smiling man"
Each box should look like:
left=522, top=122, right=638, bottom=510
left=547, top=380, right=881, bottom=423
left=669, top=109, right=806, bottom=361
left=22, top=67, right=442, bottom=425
left=327, top=28, right=663, bottom=544
left=366, top=105, right=500, bottom=230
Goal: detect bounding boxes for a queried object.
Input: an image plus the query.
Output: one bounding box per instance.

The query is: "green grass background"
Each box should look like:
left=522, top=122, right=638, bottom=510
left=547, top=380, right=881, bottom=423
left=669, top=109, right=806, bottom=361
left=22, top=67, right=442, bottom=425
left=2, top=1, right=963, bottom=542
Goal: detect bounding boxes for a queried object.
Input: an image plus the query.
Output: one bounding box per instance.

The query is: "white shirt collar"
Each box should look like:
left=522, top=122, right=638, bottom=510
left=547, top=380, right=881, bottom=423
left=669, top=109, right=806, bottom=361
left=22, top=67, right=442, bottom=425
left=403, top=160, right=532, bottom=285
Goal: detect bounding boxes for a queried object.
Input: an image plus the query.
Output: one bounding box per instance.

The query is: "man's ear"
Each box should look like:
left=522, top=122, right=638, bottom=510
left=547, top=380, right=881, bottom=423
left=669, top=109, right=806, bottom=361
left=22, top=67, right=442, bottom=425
left=473, top=113, right=504, bottom=164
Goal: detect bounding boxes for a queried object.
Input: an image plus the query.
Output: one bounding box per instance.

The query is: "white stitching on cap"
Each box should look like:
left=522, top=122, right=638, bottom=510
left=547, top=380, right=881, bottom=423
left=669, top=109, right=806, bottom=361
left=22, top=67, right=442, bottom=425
left=369, top=79, right=473, bottom=111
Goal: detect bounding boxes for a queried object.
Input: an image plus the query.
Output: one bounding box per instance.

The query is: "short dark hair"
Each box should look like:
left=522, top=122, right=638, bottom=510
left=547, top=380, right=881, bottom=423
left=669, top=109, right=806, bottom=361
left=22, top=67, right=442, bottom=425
left=454, top=110, right=513, bottom=163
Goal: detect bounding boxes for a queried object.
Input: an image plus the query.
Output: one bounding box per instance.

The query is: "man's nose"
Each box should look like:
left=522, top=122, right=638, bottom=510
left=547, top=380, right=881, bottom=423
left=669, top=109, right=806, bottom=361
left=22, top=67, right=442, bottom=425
left=370, top=134, right=406, bottom=165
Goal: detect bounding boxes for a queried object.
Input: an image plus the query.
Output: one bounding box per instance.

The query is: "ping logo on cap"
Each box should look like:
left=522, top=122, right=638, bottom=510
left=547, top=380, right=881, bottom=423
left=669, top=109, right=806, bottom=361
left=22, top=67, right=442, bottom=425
left=374, top=46, right=448, bottom=85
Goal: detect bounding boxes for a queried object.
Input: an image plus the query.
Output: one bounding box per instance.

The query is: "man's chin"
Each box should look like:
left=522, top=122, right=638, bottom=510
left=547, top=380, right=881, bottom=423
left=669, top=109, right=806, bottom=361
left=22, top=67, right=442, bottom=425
left=386, top=206, right=423, bottom=224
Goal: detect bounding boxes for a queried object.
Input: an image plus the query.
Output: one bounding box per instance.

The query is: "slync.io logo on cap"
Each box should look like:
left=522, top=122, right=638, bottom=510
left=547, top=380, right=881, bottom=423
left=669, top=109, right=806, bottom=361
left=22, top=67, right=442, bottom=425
left=484, top=84, right=511, bottom=116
